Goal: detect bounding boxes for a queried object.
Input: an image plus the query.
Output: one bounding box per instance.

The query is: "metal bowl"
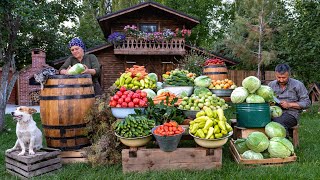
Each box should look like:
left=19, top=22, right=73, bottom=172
left=110, top=107, right=145, bottom=119
left=115, top=132, right=152, bottom=147
left=163, top=86, right=194, bottom=96
left=189, top=131, right=233, bottom=148
left=209, top=89, right=234, bottom=97
left=181, top=109, right=200, bottom=119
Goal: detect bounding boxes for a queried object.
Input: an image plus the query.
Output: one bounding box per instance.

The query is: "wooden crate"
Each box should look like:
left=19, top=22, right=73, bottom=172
left=122, top=147, right=222, bottom=173
left=59, top=149, right=88, bottom=164
left=229, top=140, right=297, bottom=166
left=5, top=148, right=62, bottom=179
left=233, top=126, right=265, bottom=139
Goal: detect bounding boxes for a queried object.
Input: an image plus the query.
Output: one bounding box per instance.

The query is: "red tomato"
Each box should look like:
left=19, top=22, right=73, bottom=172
left=133, top=98, right=140, bottom=105
left=110, top=100, right=117, bottom=107
left=134, top=104, right=139, bottom=107
left=121, top=102, right=128, bottom=107
left=113, top=95, right=119, bottom=101
left=139, top=100, right=146, bottom=107
left=116, top=104, right=121, bottom=108
left=128, top=102, right=134, bottom=108
left=118, top=98, right=124, bottom=104
left=125, top=97, right=131, bottom=103
left=116, top=91, right=122, bottom=97
left=120, top=86, right=126, bottom=92
left=136, top=90, right=141, bottom=93
left=121, top=94, right=127, bottom=99
left=123, top=91, right=129, bottom=95
left=143, top=97, right=148, bottom=102
left=140, top=92, right=147, bottom=98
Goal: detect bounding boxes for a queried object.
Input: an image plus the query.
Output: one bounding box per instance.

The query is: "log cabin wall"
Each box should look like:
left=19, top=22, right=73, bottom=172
left=109, top=7, right=187, bottom=34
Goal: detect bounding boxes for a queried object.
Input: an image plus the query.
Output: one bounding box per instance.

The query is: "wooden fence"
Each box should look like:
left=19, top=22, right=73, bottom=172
left=227, top=70, right=274, bottom=86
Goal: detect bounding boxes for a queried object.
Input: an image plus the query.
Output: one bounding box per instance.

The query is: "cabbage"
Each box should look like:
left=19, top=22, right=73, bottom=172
left=231, top=87, right=249, bottom=103
left=142, top=89, right=156, bottom=99
left=193, top=87, right=211, bottom=96
left=256, top=85, right=274, bottom=102
left=148, top=73, right=158, bottom=82
left=246, top=94, right=265, bottom=103
left=242, top=76, right=261, bottom=93
left=68, top=63, right=85, bottom=75
left=246, top=132, right=269, bottom=153
left=270, top=106, right=283, bottom=118
left=234, top=139, right=250, bottom=154
left=242, top=150, right=264, bottom=160
left=156, top=82, right=163, bottom=91
left=194, top=76, right=212, bottom=87
left=261, top=150, right=270, bottom=159
left=157, top=89, right=170, bottom=96
left=265, top=122, right=286, bottom=138
left=268, top=137, right=294, bottom=158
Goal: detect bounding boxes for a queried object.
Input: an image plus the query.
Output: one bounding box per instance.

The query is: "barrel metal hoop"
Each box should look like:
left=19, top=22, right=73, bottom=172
left=203, top=72, right=227, bottom=75
left=40, top=94, right=95, bottom=100
left=44, top=84, right=93, bottom=88
left=48, top=74, right=92, bottom=79
left=204, top=65, right=226, bottom=68
left=42, top=123, right=87, bottom=129
left=48, top=144, right=91, bottom=151
left=45, top=135, right=87, bottom=140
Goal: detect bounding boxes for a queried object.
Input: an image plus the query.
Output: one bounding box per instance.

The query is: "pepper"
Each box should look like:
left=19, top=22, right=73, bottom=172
left=198, top=121, right=206, bottom=128
left=196, top=110, right=206, bottom=118
left=210, top=134, right=215, bottom=139
left=215, top=133, right=223, bottom=139
left=119, top=73, right=126, bottom=86
left=225, top=122, right=233, bottom=132
left=221, top=129, right=228, bottom=135
left=194, top=116, right=210, bottom=123
left=214, top=125, right=220, bottom=134
left=140, top=79, right=145, bottom=87
left=115, top=79, right=120, bottom=86
left=204, top=108, right=214, bottom=118
left=190, top=123, right=199, bottom=134
left=217, top=108, right=224, bottom=122
left=218, top=120, right=226, bottom=131
left=133, top=80, right=141, bottom=87
left=125, top=77, right=132, bottom=84
left=205, top=127, right=214, bottom=139
left=203, top=119, right=214, bottom=131
left=196, top=129, right=205, bottom=138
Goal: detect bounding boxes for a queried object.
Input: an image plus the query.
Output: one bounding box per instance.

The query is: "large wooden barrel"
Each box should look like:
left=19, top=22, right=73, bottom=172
left=203, top=65, right=228, bottom=81
left=40, top=74, right=95, bottom=151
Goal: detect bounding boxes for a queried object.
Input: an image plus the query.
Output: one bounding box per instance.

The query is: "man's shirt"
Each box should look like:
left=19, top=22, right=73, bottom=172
left=268, top=78, right=311, bottom=119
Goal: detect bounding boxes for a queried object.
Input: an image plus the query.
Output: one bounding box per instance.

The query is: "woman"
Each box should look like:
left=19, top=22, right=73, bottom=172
left=59, top=37, right=103, bottom=96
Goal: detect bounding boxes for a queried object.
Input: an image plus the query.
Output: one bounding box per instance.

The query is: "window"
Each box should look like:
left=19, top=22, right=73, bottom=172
left=139, top=23, right=158, bottom=33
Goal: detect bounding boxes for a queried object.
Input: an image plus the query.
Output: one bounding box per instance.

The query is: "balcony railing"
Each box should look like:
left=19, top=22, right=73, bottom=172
left=113, top=38, right=186, bottom=55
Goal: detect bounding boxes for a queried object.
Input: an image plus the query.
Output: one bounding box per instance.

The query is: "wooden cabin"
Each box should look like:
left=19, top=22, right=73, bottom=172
left=52, top=1, right=237, bottom=93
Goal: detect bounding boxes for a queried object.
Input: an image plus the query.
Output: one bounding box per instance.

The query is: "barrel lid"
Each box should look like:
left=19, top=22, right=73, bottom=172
left=48, top=74, right=92, bottom=79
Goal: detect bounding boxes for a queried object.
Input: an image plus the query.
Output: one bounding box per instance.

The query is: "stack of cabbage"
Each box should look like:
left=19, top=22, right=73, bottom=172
left=230, top=76, right=283, bottom=118
left=234, top=122, right=294, bottom=159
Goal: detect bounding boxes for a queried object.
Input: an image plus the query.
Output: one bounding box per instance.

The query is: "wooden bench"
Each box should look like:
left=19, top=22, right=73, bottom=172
left=230, top=119, right=299, bottom=148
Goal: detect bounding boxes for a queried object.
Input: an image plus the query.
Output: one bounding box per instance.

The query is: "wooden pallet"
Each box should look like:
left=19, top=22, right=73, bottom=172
left=59, top=149, right=88, bottom=164
left=5, top=148, right=62, bottom=179
left=122, top=147, right=222, bottom=173
left=229, top=140, right=297, bottom=166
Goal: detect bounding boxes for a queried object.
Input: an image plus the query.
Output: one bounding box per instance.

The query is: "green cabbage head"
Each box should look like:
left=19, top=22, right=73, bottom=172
left=194, top=76, right=212, bottom=87
left=270, top=106, right=283, bottom=118
left=242, top=76, right=261, bottom=93
left=142, top=89, right=156, bottom=99
left=148, top=73, right=158, bottom=82
left=268, top=137, right=294, bottom=158
left=234, top=139, right=250, bottom=154
left=242, top=150, right=264, bottom=160
left=265, top=122, right=286, bottom=138
left=231, top=87, right=249, bottom=103
left=68, top=63, right=85, bottom=75
left=246, top=132, right=269, bottom=153
left=256, top=85, right=275, bottom=102
left=246, top=94, right=265, bottom=103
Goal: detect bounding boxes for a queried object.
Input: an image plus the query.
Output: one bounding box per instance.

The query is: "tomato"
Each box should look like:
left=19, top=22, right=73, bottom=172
left=113, top=95, right=119, bottom=101
left=125, top=97, right=131, bottom=103
left=110, top=100, right=117, bottom=107
left=121, top=94, right=127, bottom=99
left=116, top=91, right=122, bottom=97
left=123, top=91, right=129, bottom=95
left=140, top=92, right=147, bottom=98
left=128, top=102, right=134, bottom=108
left=143, top=97, right=148, bottom=102
left=133, top=98, right=140, bottom=105
left=120, top=86, right=126, bottom=92
left=134, top=104, right=139, bottom=107
left=116, top=104, right=121, bottom=108
left=121, top=102, right=128, bottom=108
left=139, top=100, right=146, bottom=107
left=118, top=98, right=124, bottom=104
left=136, top=90, right=141, bottom=93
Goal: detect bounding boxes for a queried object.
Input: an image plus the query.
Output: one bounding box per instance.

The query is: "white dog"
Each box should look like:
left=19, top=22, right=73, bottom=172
left=6, top=106, right=43, bottom=156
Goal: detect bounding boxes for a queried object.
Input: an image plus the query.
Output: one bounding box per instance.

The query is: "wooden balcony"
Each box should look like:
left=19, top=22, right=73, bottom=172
left=113, top=38, right=186, bottom=55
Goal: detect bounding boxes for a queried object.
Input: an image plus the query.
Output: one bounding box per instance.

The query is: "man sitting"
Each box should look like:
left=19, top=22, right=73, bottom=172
left=268, top=64, right=311, bottom=136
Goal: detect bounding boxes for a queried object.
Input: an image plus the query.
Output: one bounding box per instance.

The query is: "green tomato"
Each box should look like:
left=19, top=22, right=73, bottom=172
left=204, top=102, right=211, bottom=107
left=181, top=101, right=187, bottom=106
left=198, top=103, right=204, bottom=108
left=195, top=107, right=200, bottom=111
left=185, top=105, right=191, bottom=110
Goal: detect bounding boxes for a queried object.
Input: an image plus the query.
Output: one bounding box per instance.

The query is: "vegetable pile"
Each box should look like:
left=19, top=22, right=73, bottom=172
left=234, top=122, right=294, bottom=160
left=114, top=115, right=155, bottom=138
left=209, top=78, right=237, bottom=89
left=203, top=58, right=225, bottom=66
left=109, top=87, right=148, bottom=108
left=189, top=108, right=233, bottom=139
left=162, top=69, right=195, bottom=86
left=153, top=121, right=184, bottom=136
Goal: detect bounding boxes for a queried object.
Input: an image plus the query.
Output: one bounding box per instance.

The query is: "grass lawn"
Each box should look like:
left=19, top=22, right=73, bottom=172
left=1, top=104, right=320, bottom=180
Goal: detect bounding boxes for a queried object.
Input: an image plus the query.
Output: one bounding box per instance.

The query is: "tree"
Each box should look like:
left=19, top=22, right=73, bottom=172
left=225, top=0, right=284, bottom=79
left=0, top=0, right=82, bottom=131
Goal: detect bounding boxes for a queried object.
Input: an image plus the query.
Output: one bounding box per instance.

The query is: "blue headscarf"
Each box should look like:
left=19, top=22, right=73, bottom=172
left=68, top=37, right=86, bottom=51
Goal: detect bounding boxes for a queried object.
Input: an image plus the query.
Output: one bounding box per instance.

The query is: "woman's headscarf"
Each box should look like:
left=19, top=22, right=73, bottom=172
left=68, top=37, right=86, bottom=51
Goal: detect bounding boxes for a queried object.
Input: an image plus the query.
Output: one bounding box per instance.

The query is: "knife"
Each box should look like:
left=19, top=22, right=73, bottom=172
left=273, top=96, right=281, bottom=104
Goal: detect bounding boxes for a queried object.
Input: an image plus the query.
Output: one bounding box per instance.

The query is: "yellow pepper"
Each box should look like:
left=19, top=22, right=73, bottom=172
left=214, top=125, right=220, bottom=134
left=217, top=108, right=224, bottom=122
left=218, top=121, right=226, bottom=131
left=205, top=127, right=214, bottom=139
left=196, top=129, right=206, bottom=138
left=225, top=122, right=233, bottom=132
left=196, top=111, right=206, bottom=118
left=203, top=119, right=214, bottom=131
left=204, top=108, right=214, bottom=118
left=215, top=133, right=223, bottom=139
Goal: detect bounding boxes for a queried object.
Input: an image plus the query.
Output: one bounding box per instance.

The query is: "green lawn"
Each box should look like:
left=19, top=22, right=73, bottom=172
left=1, top=105, right=320, bottom=180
